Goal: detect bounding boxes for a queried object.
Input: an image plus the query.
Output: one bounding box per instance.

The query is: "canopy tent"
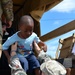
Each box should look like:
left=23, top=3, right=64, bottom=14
left=12, top=0, right=62, bottom=36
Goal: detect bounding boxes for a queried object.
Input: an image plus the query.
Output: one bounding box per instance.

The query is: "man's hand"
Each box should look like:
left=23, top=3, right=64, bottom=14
left=11, top=42, right=17, bottom=51
left=33, top=41, right=41, bottom=55
left=2, top=14, right=13, bottom=28
left=41, top=45, right=47, bottom=52
left=11, top=42, right=17, bottom=57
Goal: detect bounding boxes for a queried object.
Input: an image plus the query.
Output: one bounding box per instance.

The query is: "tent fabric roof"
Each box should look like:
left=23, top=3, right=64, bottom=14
left=12, top=0, right=62, bottom=36
left=13, top=0, right=62, bottom=19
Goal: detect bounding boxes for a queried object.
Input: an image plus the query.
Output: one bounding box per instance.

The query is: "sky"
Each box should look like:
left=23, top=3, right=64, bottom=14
left=40, top=0, right=75, bottom=58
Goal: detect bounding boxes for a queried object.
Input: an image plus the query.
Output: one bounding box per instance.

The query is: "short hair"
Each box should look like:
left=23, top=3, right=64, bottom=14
left=19, top=15, right=34, bottom=26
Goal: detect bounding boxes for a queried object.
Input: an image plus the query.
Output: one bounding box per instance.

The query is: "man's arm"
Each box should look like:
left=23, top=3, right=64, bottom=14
left=3, top=42, right=18, bottom=64
left=34, top=33, right=47, bottom=52
left=2, top=35, right=16, bottom=63
left=1, top=0, right=14, bottom=27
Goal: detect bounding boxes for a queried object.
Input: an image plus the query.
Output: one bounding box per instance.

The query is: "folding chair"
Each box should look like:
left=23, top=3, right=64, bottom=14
left=56, top=33, right=75, bottom=59
left=55, top=33, right=75, bottom=75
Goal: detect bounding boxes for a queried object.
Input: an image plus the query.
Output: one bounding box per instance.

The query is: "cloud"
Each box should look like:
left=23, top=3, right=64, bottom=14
left=51, top=0, right=75, bottom=13
left=47, top=45, right=57, bottom=51
left=53, top=21, right=60, bottom=25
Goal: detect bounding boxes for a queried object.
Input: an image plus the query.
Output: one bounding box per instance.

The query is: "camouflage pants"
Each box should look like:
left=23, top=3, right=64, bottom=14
left=0, top=1, right=3, bottom=58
